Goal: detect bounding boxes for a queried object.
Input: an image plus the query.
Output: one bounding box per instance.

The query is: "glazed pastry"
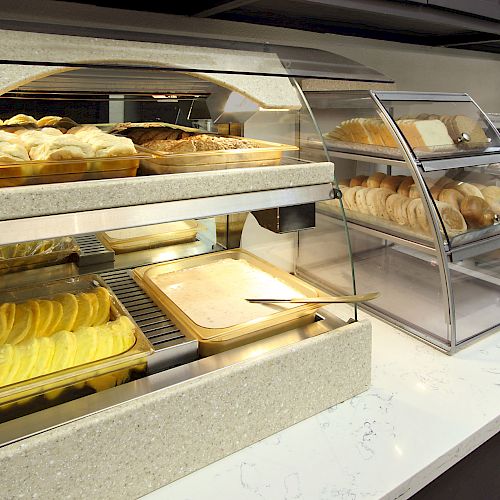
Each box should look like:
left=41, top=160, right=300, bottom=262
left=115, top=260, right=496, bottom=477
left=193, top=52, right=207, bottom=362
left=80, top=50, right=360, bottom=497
left=460, top=196, right=496, bottom=228
left=397, top=177, right=414, bottom=197
left=366, top=188, right=392, bottom=219
left=366, top=172, right=386, bottom=188
left=380, top=175, right=406, bottom=193
left=386, top=193, right=411, bottom=225
left=435, top=201, right=467, bottom=234
left=36, top=116, right=62, bottom=128
left=349, top=175, right=368, bottom=188
left=4, top=114, right=37, bottom=126
left=438, top=188, right=464, bottom=211
left=354, top=187, right=371, bottom=215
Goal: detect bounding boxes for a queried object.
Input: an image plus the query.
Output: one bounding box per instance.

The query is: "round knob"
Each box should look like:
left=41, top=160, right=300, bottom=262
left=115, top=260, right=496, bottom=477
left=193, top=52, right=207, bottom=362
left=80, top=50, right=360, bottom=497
left=457, top=132, right=471, bottom=143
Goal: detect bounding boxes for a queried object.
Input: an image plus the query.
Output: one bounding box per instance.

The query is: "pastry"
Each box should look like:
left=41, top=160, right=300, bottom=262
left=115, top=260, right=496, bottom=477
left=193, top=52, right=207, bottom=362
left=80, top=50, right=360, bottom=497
left=366, top=172, right=386, bottom=188
left=354, top=187, right=371, bottom=214
left=460, top=196, right=496, bottom=228
left=386, top=194, right=411, bottom=225
left=4, top=114, right=37, bottom=126
left=435, top=201, right=467, bottom=234
left=15, top=130, right=55, bottom=153
left=0, top=130, right=23, bottom=145
left=29, top=135, right=93, bottom=161
left=343, top=186, right=363, bottom=210
left=66, top=125, right=102, bottom=137
left=438, top=188, right=464, bottom=211
left=0, top=142, right=30, bottom=162
left=454, top=182, right=484, bottom=199
left=337, top=179, right=350, bottom=187
left=36, top=116, right=62, bottom=128
left=366, top=188, right=392, bottom=219
left=430, top=185, right=442, bottom=200
left=380, top=175, right=406, bottom=193
left=349, top=175, right=368, bottom=188
left=480, top=186, right=500, bottom=214
left=397, top=177, right=414, bottom=197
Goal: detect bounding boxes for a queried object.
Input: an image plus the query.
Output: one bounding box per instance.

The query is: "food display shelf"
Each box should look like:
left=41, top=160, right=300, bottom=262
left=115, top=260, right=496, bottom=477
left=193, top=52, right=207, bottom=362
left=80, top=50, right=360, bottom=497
left=0, top=162, right=335, bottom=245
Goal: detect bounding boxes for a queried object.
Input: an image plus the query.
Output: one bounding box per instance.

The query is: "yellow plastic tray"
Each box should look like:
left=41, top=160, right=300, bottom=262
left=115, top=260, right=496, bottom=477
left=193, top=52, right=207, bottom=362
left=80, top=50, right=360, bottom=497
left=133, top=249, right=323, bottom=356
left=0, top=274, right=153, bottom=407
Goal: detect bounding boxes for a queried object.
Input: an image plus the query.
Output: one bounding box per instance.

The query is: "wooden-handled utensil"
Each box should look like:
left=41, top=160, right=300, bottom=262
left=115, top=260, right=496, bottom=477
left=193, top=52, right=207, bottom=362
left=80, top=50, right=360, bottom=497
left=246, top=292, right=380, bottom=304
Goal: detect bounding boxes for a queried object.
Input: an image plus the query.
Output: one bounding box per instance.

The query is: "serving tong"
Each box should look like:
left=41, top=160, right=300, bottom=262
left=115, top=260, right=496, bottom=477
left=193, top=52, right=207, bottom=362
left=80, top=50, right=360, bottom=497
left=246, top=291, right=380, bottom=304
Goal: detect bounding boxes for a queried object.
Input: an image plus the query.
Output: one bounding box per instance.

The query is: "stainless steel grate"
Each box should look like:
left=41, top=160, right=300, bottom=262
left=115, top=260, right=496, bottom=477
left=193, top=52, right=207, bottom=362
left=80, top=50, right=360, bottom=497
left=74, top=233, right=114, bottom=267
left=99, top=269, right=186, bottom=349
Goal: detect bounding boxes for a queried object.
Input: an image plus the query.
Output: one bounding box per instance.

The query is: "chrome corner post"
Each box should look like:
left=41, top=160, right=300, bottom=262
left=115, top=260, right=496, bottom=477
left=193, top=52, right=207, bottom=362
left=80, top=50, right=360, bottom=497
left=292, top=78, right=358, bottom=320
left=370, top=91, right=456, bottom=351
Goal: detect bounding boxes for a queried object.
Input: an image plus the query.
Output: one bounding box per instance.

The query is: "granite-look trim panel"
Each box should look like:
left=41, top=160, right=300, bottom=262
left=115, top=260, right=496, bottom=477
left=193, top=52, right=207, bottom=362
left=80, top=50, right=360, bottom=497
left=0, top=320, right=371, bottom=500
left=0, top=163, right=334, bottom=221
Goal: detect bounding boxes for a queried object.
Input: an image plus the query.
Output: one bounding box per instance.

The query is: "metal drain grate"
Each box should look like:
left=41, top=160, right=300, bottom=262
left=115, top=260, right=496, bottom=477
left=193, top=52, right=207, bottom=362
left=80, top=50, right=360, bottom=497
left=74, top=234, right=114, bottom=267
left=99, top=269, right=186, bottom=349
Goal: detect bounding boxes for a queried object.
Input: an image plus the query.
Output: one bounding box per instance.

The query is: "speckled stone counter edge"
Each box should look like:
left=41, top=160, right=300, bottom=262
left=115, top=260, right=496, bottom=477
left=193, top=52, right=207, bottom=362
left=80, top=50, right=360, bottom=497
left=0, top=162, right=334, bottom=221
left=1, top=320, right=371, bottom=500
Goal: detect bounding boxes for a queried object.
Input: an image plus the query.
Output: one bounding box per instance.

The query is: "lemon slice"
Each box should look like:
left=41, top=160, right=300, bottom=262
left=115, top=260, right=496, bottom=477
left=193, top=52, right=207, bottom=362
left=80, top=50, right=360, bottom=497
left=112, top=316, right=135, bottom=353
left=0, top=302, right=15, bottom=344
left=53, top=293, right=78, bottom=332
left=6, top=303, right=32, bottom=345
left=85, top=292, right=99, bottom=326
left=73, top=326, right=98, bottom=365
left=36, top=300, right=54, bottom=337
left=51, top=330, right=77, bottom=372
left=0, top=344, right=14, bottom=387
left=73, top=293, right=95, bottom=330
left=93, top=287, right=111, bottom=326
left=110, top=323, right=124, bottom=355
left=12, top=338, right=39, bottom=384
left=45, top=301, right=63, bottom=337
left=30, top=337, right=55, bottom=378
left=3, top=344, right=21, bottom=386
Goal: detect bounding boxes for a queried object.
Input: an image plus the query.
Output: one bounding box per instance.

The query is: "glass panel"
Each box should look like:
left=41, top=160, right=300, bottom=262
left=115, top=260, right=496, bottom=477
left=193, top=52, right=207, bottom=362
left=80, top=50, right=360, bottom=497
left=377, top=98, right=500, bottom=161
left=421, top=165, right=500, bottom=248
left=450, top=248, right=500, bottom=343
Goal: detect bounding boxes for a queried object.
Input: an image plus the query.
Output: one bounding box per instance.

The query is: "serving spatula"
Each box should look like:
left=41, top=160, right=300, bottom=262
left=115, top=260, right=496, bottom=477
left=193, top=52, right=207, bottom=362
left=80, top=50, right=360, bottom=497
left=246, top=291, right=380, bottom=304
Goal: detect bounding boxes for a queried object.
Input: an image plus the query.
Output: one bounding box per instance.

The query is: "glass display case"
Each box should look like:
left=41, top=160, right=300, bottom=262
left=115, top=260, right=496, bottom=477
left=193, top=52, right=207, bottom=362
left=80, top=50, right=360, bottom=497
left=297, top=90, right=500, bottom=353
left=0, top=30, right=378, bottom=436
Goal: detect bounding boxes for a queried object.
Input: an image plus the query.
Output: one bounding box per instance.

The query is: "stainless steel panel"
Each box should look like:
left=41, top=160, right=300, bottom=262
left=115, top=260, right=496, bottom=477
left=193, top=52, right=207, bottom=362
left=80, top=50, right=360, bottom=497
left=420, top=154, right=500, bottom=171
left=373, top=91, right=470, bottom=102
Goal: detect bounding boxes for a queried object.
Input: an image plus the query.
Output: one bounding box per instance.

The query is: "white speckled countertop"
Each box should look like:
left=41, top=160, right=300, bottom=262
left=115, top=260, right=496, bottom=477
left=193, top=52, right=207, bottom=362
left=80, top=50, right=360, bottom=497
left=143, top=306, right=500, bottom=500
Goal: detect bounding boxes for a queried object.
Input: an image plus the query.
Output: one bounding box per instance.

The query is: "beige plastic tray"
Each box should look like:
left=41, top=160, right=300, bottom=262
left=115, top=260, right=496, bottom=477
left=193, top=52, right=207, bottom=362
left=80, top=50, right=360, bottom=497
left=0, top=237, right=79, bottom=274
left=137, top=137, right=298, bottom=174
left=99, top=221, right=199, bottom=253
left=0, top=274, right=153, bottom=408
left=133, top=249, right=323, bottom=356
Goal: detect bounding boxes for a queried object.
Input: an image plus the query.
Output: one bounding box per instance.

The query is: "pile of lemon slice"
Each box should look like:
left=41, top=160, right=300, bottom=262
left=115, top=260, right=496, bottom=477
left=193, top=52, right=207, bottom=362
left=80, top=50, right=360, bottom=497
left=0, top=287, right=110, bottom=345
left=0, top=316, right=136, bottom=388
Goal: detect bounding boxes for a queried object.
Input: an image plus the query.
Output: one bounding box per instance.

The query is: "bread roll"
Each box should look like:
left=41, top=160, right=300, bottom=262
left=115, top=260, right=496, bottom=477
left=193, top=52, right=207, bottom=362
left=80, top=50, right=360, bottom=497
left=408, top=185, right=421, bottom=199
left=407, top=199, right=429, bottom=233
left=366, top=188, right=392, bottom=219
left=397, top=176, right=414, bottom=197
left=350, top=175, right=368, bottom=188
left=386, top=193, right=411, bottom=225
left=0, top=142, right=30, bottom=162
left=438, top=188, right=464, bottom=211
left=435, top=201, right=467, bottom=234
left=430, top=185, right=442, bottom=200
left=87, top=135, right=136, bottom=157
left=355, top=187, right=371, bottom=214
left=0, top=130, right=23, bottom=145
left=36, top=116, right=62, bottom=128
left=460, top=196, right=496, bottom=228
left=454, top=182, right=484, bottom=199
left=366, top=172, right=386, bottom=188
left=361, top=178, right=368, bottom=187
left=343, top=186, right=363, bottom=210
left=380, top=175, right=406, bottom=193
left=434, top=176, right=456, bottom=189
left=338, top=178, right=350, bottom=187
left=481, top=186, right=500, bottom=214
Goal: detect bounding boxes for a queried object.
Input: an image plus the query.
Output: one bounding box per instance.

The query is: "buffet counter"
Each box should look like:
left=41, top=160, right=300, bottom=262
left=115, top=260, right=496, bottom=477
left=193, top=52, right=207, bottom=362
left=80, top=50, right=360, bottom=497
left=143, top=305, right=500, bottom=500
